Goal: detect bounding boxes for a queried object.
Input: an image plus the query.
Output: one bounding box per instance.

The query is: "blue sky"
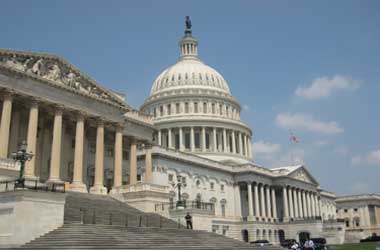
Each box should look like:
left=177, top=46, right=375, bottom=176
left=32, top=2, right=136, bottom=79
left=1, top=0, right=379, bottom=195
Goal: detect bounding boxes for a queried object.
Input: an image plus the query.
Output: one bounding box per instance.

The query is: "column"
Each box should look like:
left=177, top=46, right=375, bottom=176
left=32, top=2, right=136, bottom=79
left=201, top=126, right=206, bottom=152
left=293, top=188, right=299, bottom=218
left=70, top=113, right=87, bottom=192
left=238, top=132, right=243, bottom=156
left=302, top=191, right=308, bottom=218
left=190, top=127, right=195, bottom=151
left=307, top=192, right=312, bottom=218
left=158, top=130, right=162, bottom=146
left=112, top=125, right=123, bottom=190
left=223, top=128, right=227, bottom=153
left=247, top=183, right=254, bottom=219
left=168, top=128, right=172, bottom=149
left=271, top=188, right=277, bottom=219
left=234, top=184, right=242, bottom=217
left=145, top=144, right=152, bottom=183
left=311, top=193, right=316, bottom=217
left=298, top=190, right=304, bottom=218
left=244, top=135, right=248, bottom=156
left=282, top=186, right=289, bottom=220
left=24, top=101, right=39, bottom=179
left=90, top=120, right=107, bottom=194
left=48, top=108, right=63, bottom=182
left=231, top=130, right=236, bottom=154
left=0, top=93, right=12, bottom=158
left=129, top=140, right=138, bottom=185
left=260, top=184, right=267, bottom=219
left=254, top=183, right=260, bottom=219
left=288, top=187, right=294, bottom=219
left=248, top=137, right=252, bottom=158
left=212, top=127, right=217, bottom=152
left=266, top=186, right=272, bottom=219
left=179, top=127, right=184, bottom=151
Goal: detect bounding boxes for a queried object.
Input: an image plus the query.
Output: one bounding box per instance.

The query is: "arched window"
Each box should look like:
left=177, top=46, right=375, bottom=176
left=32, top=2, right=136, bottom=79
left=196, top=180, right=201, bottom=188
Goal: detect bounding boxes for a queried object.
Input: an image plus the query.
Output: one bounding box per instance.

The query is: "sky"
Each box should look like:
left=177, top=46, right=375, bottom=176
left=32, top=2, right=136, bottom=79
left=1, top=0, right=379, bottom=195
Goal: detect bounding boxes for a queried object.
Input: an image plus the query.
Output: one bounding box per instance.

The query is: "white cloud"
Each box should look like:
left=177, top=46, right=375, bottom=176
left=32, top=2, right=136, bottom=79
left=253, top=141, right=281, bottom=154
left=276, top=113, right=344, bottom=135
left=351, top=149, right=380, bottom=166
left=295, top=75, right=360, bottom=100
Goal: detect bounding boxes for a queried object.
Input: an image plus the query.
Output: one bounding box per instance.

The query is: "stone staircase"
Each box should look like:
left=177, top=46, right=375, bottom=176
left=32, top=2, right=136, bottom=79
left=18, top=224, right=259, bottom=249
left=64, top=192, right=181, bottom=229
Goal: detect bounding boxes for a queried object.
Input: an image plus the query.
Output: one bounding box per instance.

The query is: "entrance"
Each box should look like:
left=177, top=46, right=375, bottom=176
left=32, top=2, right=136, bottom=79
left=299, top=231, right=310, bottom=245
left=242, top=229, right=249, bottom=242
left=278, top=230, right=285, bottom=243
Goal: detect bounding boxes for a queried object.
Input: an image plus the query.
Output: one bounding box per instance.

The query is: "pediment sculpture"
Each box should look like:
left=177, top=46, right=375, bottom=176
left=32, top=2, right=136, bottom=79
left=290, top=168, right=314, bottom=184
left=0, top=51, right=124, bottom=107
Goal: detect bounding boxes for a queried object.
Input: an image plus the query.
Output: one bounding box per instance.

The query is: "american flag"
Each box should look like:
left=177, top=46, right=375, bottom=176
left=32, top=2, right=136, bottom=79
left=289, top=130, right=300, bottom=144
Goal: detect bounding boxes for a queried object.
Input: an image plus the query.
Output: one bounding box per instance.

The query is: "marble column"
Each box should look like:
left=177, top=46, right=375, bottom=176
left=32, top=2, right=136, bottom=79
left=293, top=188, right=299, bottom=218
left=307, top=192, right=312, bottom=218
left=112, top=125, right=123, bottom=189
left=0, top=93, right=13, bottom=158
left=212, top=127, right=217, bottom=152
left=24, top=100, right=39, bottom=179
left=190, top=127, right=195, bottom=151
left=201, top=126, right=206, bottom=152
left=282, top=186, right=289, bottom=220
left=302, top=191, right=308, bottom=218
left=288, top=187, right=294, bottom=219
left=247, top=183, right=254, bottom=219
left=158, top=130, right=162, bottom=146
left=311, top=193, right=316, bottom=217
left=260, top=184, right=266, bottom=219
left=48, top=108, right=63, bottom=182
left=266, top=185, right=272, bottom=219
left=238, top=132, right=243, bottom=156
left=231, top=130, right=236, bottom=154
left=223, top=128, right=227, bottom=153
left=271, top=188, right=277, bottom=219
left=90, top=120, right=107, bottom=194
left=145, top=144, right=152, bottom=183
left=234, top=184, right=242, bottom=217
left=298, top=190, right=304, bottom=218
left=70, top=113, right=87, bottom=192
left=129, top=140, right=137, bottom=185
left=168, top=128, right=172, bottom=149
left=179, top=127, right=184, bottom=151
left=254, top=183, right=260, bottom=219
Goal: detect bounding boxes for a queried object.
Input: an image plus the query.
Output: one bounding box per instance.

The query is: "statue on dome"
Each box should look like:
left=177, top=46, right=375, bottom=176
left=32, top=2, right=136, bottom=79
left=185, top=16, right=192, bottom=30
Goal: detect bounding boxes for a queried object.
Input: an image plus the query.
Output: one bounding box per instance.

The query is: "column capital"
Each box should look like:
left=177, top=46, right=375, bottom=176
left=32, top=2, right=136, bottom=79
left=115, top=122, right=124, bottom=132
left=0, top=90, right=15, bottom=100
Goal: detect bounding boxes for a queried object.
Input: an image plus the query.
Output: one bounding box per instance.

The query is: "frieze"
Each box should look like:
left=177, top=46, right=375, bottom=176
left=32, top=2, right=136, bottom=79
left=0, top=49, right=127, bottom=109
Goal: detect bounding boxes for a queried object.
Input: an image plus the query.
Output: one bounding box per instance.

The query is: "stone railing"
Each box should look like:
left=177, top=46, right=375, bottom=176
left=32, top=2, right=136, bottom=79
left=0, top=157, right=20, bottom=171
left=118, top=183, right=169, bottom=193
left=124, top=110, right=154, bottom=126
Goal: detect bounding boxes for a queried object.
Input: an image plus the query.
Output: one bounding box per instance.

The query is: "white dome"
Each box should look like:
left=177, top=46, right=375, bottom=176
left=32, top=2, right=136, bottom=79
left=150, top=58, right=231, bottom=96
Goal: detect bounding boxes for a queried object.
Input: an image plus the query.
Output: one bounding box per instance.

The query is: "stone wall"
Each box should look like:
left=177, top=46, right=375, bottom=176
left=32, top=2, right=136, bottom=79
left=0, top=191, right=65, bottom=247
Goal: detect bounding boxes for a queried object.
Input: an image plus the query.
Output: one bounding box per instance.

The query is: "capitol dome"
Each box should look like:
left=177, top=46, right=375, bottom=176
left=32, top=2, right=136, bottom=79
left=141, top=17, right=253, bottom=164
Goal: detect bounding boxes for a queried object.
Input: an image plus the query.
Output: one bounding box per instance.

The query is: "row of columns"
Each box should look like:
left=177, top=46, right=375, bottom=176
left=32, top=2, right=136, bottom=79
left=282, top=186, right=321, bottom=221
left=246, top=183, right=278, bottom=221
left=0, top=92, right=153, bottom=194
left=157, top=127, right=252, bottom=158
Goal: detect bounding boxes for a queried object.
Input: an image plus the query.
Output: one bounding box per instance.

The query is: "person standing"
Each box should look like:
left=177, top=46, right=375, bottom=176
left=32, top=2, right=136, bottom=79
left=304, top=238, right=315, bottom=250
left=291, top=240, right=299, bottom=250
left=185, top=212, right=193, bottom=229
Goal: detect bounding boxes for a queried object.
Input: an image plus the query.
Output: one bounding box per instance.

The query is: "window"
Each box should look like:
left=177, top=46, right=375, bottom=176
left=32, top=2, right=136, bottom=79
left=210, top=182, right=214, bottom=190
left=160, top=106, right=163, bottom=116
left=354, top=208, right=358, bottom=212
left=344, top=209, right=348, bottom=213
left=221, top=204, right=226, bottom=217
left=196, top=180, right=201, bottom=188
left=194, top=102, right=198, bottom=113
left=185, top=133, right=190, bottom=149
left=221, top=184, right=225, bottom=192
left=153, top=107, right=157, bottom=118
left=345, top=221, right=350, bottom=227
left=137, top=174, right=141, bottom=182
left=203, top=102, right=207, bottom=113
left=176, top=103, right=180, bottom=114
left=123, top=151, right=129, bottom=160
left=167, top=104, right=171, bottom=115
left=194, top=133, right=200, bottom=149
left=185, top=102, right=189, bottom=113
left=212, top=225, right=218, bottom=233
left=212, top=103, right=215, bottom=114
left=219, top=104, right=223, bottom=115
left=168, top=174, right=173, bottom=182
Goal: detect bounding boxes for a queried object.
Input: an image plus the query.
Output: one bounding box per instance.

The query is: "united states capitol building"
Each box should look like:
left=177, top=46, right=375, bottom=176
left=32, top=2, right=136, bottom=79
left=0, top=19, right=379, bottom=247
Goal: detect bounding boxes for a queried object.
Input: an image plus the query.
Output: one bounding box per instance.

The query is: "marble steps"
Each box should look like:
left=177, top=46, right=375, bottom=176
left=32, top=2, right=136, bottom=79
left=19, top=224, right=257, bottom=250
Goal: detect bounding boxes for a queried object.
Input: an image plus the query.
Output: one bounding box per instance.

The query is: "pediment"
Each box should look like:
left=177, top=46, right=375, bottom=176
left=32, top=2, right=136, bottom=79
left=0, top=49, right=127, bottom=109
left=288, top=167, right=318, bottom=185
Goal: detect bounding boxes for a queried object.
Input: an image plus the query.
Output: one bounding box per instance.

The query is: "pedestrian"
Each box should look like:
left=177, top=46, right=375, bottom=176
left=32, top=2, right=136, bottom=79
left=185, top=212, right=192, bottom=229
left=291, top=240, right=299, bottom=250
left=304, top=238, right=315, bottom=250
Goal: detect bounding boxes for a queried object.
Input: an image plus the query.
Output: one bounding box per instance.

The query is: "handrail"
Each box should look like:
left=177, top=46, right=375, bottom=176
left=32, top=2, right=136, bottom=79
left=0, top=179, right=65, bottom=193
left=155, top=200, right=215, bottom=212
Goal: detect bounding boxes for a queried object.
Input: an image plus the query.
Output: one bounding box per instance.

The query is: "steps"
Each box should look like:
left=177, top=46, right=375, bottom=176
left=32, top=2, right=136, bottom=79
left=64, top=192, right=180, bottom=229
left=19, top=224, right=257, bottom=250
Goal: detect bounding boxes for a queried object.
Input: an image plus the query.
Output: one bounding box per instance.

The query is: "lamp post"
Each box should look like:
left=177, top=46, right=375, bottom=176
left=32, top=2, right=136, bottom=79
left=172, top=175, right=186, bottom=208
left=11, top=140, right=33, bottom=188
